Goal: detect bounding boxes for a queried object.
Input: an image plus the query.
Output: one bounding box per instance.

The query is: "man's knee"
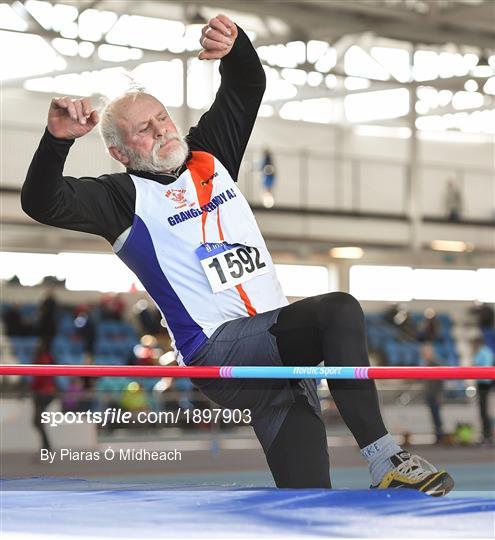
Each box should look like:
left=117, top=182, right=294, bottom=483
left=314, top=292, right=364, bottom=327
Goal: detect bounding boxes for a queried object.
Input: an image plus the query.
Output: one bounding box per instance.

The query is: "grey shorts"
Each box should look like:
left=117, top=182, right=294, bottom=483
left=188, top=308, right=321, bottom=453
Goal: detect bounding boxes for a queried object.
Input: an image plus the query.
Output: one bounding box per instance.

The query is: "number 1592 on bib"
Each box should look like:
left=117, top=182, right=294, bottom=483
left=196, top=242, right=270, bottom=293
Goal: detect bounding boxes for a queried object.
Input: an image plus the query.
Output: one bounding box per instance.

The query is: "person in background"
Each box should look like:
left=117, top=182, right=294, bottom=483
left=260, top=148, right=276, bottom=208
left=383, top=303, right=400, bottom=326
left=74, top=304, right=96, bottom=401
left=31, top=340, right=57, bottom=451
left=74, top=304, right=96, bottom=364
left=444, top=178, right=463, bottom=222
left=471, top=336, right=494, bottom=445
left=61, top=377, right=86, bottom=413
left=38, top=289, right=58, bottom=350
left=417, top=308, right=441, bottom=343
left=3, top=303, right=34, bottom=336
left=476, top=303, right=494, bottom=331
left=100, top=293, right=125, bottom=321
left=421, top=343, right=445, bottom=445
left=383, top=303, right=416, bottom=340
left=133, top=298, right=162, bottom=335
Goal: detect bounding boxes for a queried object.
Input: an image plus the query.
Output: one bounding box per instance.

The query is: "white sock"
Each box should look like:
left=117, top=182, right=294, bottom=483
left=361, top=433, right=402, bottom=486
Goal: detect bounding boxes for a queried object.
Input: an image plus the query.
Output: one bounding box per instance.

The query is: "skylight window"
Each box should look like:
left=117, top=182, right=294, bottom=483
left=257, top=44, right=299, bottom=68
left=106, top=15, right=185, bottom=51
left=187, top=58, right=213, bottom=109
left=285, top=41, right=306, bottom=65
left=307, top=40, right=329, bottom=63
left=413, top=51, right=439, bottom=81
left=263, top=79, right=298, bottom=102
left=98, top=44, right=143, bottom=63
left=0, top=30, right=65, bottom=80
left=51, top=3, right=78, bottom=32
left=281, top=68, right=307, bottom=86
left=314, top=48, right=337, bottom=73
left=0, top=3, right=29, bottom=31
left=78, top=9, right=117, bottom=42
left=307, top=72, right=323, bottom=87
left=24, top=0, right=53, bottom=30
left=300, top=98, right=334, bottom=124
left=345, top=88, right=409, bottom=122
left=371, top=46, right=410, bottom=82
left=51, top=37, right=79, bottom=57
left=344, top=46, right=390, bottom=80
left=344, top=77, right=370, bottom=90
left=134, top=59, right=183, bottom=107
left=452, top=91, right=484, bottom=110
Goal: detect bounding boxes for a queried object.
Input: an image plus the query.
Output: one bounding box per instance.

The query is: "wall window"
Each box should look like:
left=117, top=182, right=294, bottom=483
left=350, top=265, right=493, bottom=302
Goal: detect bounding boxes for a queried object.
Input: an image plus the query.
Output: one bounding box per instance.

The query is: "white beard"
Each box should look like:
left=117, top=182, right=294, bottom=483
left=126, top=136, right=189, bottom=174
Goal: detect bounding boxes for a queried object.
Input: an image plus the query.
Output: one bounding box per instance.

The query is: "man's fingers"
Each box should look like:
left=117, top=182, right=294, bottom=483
left=198, top=15, right=237, bottom=60
left=81, top=98, right=93, bottom=117
left=201, top=36, right=230, bottom=51
left=65, top=100, right=78, bottom=121
left=200, top=28, right=232, bottom=51
left=54, top=97, right=77, bottom=120
left=216, top=14, right=237, bottom=39
left=229, top=21, right=238, bottom=40
left=72, top=99, right=86, bottom=124
left=50, top=96, right=95, bottom=129
left=48, top=96, right=98, bottom=138
left=52, top=97, right=69, bottom=110
left=198, top=50, right=225, bottom=61
left=87, top=109, right=99, bottom=126
left=210, top=14, right=233, bottom=36
left=204, top=27, right=233, bottom=47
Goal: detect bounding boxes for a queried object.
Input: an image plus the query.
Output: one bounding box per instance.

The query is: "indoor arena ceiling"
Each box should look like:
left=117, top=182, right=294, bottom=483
left=53, top=0, right=495, bottom=50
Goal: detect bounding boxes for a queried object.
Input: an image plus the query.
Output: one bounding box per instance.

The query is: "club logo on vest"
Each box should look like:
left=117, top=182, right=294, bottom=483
left=165, top=188, right=196, bottom=209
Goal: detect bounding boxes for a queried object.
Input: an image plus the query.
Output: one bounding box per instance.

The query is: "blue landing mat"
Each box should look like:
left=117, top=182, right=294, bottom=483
left=1, top=478, right=494, bottom=538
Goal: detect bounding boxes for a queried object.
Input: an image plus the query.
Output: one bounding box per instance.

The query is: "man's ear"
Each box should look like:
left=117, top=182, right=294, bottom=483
left=109, top=146, right=129, bottom=166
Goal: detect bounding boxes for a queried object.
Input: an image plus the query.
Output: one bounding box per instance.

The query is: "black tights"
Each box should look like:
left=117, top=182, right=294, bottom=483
left=267, top=292, right=388, bottom=487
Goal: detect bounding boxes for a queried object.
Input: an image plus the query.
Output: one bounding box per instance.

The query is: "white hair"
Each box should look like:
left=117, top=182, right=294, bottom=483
left=99, top=89, right=147, bottom=152
left=99, top=89, right=189, bottom=173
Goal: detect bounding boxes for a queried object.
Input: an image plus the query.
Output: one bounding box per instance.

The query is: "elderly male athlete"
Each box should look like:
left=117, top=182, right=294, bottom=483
left=22, top=14, right=453, bottom=495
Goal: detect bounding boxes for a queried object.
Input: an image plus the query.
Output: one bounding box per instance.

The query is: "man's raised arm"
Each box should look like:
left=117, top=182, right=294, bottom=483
left=21, top=98, right=131, bottom=244
left=187, top=14, right=266, bottom=180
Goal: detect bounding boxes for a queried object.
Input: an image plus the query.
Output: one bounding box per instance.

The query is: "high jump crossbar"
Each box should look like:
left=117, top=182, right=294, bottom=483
left=0, top=365, right=494, bottom=380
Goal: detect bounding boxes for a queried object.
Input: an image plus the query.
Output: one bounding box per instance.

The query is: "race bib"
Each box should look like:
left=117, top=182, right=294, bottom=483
left=196, top=242, right=270, bottom=293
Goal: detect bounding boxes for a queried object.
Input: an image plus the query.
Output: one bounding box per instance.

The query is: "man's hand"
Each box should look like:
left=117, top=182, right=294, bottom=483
left=198, top=14, right=238, bottom=61
left=47, top=97, right=99, bottom=140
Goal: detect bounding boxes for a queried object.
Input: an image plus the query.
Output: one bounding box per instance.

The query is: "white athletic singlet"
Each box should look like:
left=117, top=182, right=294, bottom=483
left=115, top=151, right=288, bottom=364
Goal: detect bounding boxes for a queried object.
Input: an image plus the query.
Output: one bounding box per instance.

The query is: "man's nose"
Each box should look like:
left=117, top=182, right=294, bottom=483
left=151, top=118, right=165, bottom=138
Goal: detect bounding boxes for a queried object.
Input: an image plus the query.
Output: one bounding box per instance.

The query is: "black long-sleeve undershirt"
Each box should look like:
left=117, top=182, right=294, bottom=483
left=21, top=26, right=265, bottom=245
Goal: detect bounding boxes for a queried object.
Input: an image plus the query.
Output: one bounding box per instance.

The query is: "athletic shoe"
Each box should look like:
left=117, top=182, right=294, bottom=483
left=372, top=450, right=454, bottom=496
